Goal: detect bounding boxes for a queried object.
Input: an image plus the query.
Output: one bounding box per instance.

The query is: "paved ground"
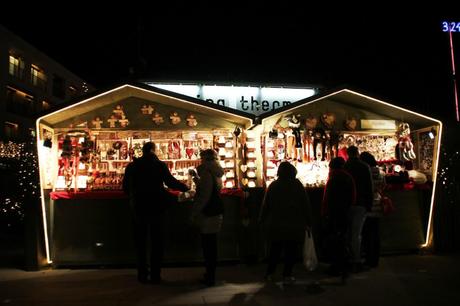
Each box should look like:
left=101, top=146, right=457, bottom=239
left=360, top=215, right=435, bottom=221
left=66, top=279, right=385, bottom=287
left=1, top=253, right=459, bottom=306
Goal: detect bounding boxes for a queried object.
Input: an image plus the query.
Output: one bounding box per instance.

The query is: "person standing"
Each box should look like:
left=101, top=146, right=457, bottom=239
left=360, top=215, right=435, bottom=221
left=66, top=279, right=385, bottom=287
left=123, top=141, right=188, bottom=284
left=360, top=151, right=386, bottom=267
left=322, top=157, right=356, bottom=278
left=259, top=161, right=312, bottom=285
left=344, top=145, right=374, bottom=272
left=191, top=149, right=225, bottom=287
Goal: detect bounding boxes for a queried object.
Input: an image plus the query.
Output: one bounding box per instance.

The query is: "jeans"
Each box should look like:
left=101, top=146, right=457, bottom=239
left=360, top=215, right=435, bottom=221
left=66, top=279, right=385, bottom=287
left=347, top=206, right=367, bottom=264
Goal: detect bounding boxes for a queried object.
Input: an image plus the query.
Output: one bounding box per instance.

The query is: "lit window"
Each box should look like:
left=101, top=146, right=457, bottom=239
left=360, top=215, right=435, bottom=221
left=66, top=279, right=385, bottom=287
left=31, top=64, right=47, bottom=90
left=9, top=55, right=24, bottom=79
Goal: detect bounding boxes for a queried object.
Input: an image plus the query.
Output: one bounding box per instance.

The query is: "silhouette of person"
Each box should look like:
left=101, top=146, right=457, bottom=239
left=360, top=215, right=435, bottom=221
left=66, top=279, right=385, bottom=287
left=123, top=141, right=188, bottom=283
left=322, top=157, right=356, bottom=279
left=191, top=149, right=225, bottom=286
left=259, top=161, right=312, bottom=285
left=360, top=151, right=386, bottom=267
left=344, top=145, right=374, bottom=272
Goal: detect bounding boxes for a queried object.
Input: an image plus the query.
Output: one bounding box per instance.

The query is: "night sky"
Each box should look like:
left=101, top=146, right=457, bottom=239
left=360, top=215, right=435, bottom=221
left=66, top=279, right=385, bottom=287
left=1, top=5, right=459, bottom=122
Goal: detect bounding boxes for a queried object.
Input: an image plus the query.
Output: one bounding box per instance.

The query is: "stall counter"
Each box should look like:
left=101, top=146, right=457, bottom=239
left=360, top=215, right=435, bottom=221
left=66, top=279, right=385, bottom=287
left=50, top=188, right=246, bottom=266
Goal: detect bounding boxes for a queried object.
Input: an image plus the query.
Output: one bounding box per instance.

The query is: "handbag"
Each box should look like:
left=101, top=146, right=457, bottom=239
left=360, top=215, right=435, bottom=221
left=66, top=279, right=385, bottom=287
left=303, top=229, right=318, bottom=271
left=201, top=176, right=224, bottom=217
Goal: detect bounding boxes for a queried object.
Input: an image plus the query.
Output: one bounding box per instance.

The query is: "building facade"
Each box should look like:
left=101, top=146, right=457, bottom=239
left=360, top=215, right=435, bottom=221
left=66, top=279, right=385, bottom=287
left=0, top=25, right=94, bottom=141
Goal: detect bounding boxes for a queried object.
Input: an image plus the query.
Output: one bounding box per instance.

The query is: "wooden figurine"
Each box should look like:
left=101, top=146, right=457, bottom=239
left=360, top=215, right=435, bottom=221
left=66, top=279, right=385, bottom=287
left=119, top=115, right=129, bottom=128
left=170, top=111, right=181, bottom=125
left=112, top=105, right=125, bottom=119
left=107, top=115, right=118, bottom=128
left=152, top=112, right=164, bottom=125
left=91, top=117, right=104, bottom=129
left=186, top=114, right=198, bottom=127
left=141, top=104, right=154, bottom=115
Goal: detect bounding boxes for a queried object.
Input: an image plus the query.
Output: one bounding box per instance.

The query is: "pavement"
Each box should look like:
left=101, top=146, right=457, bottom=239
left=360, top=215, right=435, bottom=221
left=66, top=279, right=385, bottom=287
left=1, top=253, right=460, bottom=306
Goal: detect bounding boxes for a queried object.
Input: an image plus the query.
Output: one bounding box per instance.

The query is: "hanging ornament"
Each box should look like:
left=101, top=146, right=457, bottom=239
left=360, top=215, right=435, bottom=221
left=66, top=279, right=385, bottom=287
left=344, top=117, right=358, bottom=131
left=107, top=115, right=118, bottom=128
left=170, top=111, right=181, bottom=125
left=112, top=105, right=125, bottom=119
left=141, top=104, right=154, bottom=115
left=152, top=112, right=164, bottom=125
left=91, top=117, right=103, bottom=129
left=186, top=114, right=198, bottom=127
left=119, top=115, right=129, bottom=128
left=305, top=115, right=318, bottom=130
left=321, top=112, right=336, bottom=129
left=396, top=122, right=416, bottom=161
left=233, top=126, right=241, bottom=137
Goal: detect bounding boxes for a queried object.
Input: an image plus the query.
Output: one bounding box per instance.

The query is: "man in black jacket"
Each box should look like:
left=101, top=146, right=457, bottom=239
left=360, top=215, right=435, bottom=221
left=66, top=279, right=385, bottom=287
left=344, top=145, right=374, bottom=272
left=123, top=142, right=188, bottom=283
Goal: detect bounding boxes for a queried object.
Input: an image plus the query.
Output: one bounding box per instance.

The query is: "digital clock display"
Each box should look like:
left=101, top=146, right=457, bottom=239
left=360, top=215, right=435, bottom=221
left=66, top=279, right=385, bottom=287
left=442, top=21, right=460, bottom=32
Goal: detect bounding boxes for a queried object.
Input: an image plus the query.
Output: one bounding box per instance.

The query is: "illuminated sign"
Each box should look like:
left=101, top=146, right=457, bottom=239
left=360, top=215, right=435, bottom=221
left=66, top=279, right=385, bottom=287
left=145, top=82, right=317, bottom=115
left=361, top=119, right=396, bottom=130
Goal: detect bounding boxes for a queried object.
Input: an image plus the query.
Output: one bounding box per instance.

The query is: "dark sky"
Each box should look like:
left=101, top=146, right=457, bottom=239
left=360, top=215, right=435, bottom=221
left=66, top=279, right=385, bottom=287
left=1, top=5, right=459, bottom=122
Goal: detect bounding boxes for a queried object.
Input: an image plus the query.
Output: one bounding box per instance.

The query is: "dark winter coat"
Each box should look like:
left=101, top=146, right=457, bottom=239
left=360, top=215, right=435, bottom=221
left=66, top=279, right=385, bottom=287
left=344, top=157, right=374, bottom=211
left=122, top=153, right=188, bottom=215
left=259, top=176, right=312, bottom=242
left=322, top=169, right=356, bottom=232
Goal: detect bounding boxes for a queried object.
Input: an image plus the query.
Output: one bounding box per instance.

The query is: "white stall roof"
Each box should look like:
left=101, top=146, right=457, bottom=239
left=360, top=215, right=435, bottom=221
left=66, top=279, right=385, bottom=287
left=37, top=83, right=254, bottom=128
left=260, top=88, right=441, bottom=130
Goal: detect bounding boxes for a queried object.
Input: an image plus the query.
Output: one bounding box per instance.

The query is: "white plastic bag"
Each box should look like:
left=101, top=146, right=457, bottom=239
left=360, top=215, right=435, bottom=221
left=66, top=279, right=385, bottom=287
left=303, top=229, right=318, bottom=271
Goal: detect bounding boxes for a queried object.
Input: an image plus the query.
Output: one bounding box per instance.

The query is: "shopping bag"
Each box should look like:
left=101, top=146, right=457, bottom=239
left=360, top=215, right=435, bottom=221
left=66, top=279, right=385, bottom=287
left=303, top=229, right=318, bottom=271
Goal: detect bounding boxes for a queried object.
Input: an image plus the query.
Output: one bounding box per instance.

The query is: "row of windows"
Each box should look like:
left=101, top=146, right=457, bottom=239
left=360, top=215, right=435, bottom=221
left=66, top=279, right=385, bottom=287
left=8, top=54, right=81, bottom=99
left=6, top=86, right=51, bottom=117
left=2, top=121, right=34, bottom=141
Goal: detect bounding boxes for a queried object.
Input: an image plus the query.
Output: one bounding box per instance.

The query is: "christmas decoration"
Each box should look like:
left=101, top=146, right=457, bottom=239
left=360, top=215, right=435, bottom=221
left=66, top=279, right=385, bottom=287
left=186, top=114, right=198, bottom=127
left=0, top=138, right=40, bottom=231
left=91, top=117, right=103, bottom=129
left=152, top=112, right=164, bottom=125
left=141, top=104, right=154, bottom=115
left=170, top=111, right=181, bottom=125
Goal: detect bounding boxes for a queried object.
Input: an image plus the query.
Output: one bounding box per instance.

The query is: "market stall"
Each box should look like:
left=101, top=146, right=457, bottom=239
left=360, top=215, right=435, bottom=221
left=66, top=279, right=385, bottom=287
left=36, top=83, right=442, bottom=266
left=256, top=88, right=442, bottom=253
left=36, top=83, right=258, bottom=266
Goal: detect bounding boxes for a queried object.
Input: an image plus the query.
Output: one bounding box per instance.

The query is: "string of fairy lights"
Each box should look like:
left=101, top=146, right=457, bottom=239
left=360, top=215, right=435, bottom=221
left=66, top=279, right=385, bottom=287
left=0, top=141, right=23, bottom=159
left=0, top=140, right=39, bottom=229
left=438, top=149, right=460, bottom=205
